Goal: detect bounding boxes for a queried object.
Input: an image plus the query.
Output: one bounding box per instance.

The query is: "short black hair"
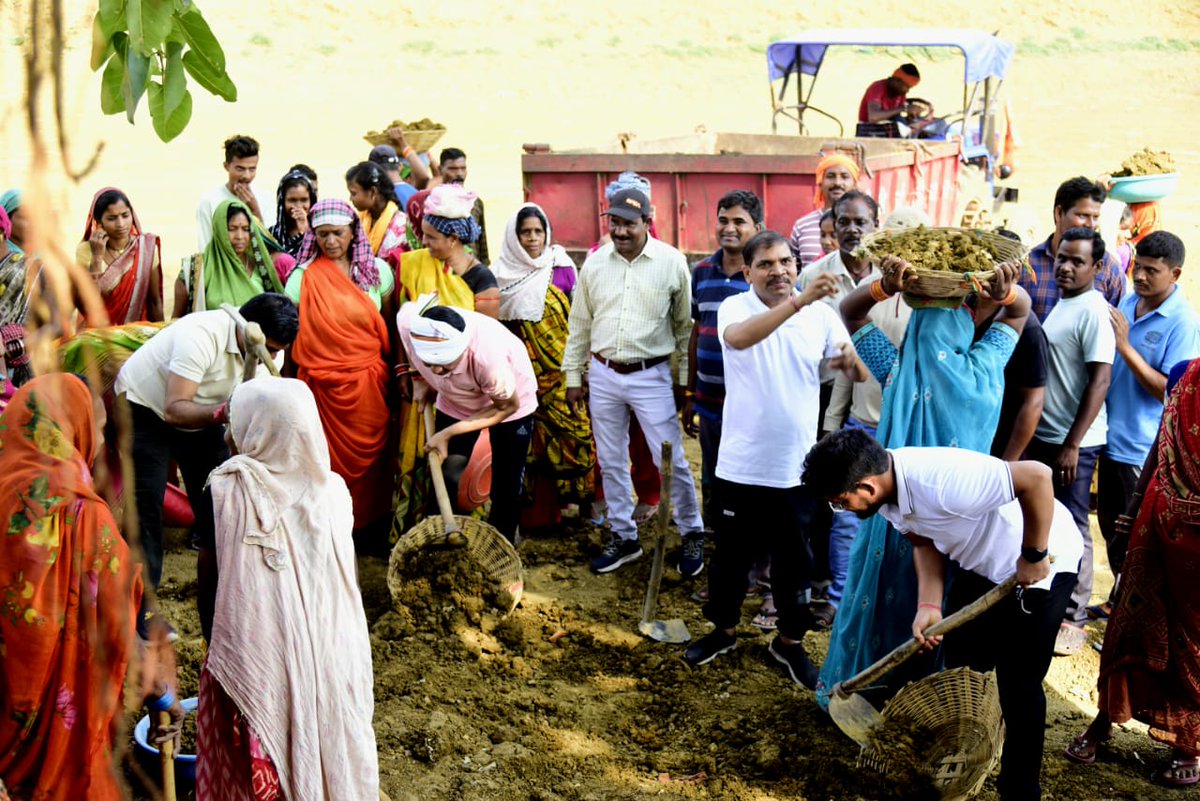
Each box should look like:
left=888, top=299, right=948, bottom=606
left=1137, top=230, right=1185, bottom=268
left=240, top=293, right=299, bottom=345
left=223, top=135, right=259, bottom=163
left=820, top=209, right=836, bottom=226
left=92, top=189, right=131, bottom=220
left=898, top=63, right=920, bottom=80
left=422, top=305, right=466, bottom=331
left=1060, top=226, right=1106, bottom=263
left=288, top=163, right=318, bottom=182
left=345, top=161, right=396, bottom=203
left=1053, top=176, right=1106, bottom=215
left=717, top=190, right=763, bottom=224
left=833, top=190, right=879, bottom=223
left=440, top=147, right=466, bottom=166
left=801, top=429, right=890, bottom=498
left=743, top=230, right=790, bottom=265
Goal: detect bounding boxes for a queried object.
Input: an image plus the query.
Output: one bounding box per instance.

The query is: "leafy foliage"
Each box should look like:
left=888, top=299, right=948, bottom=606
left=90, top=0, right=235, bottom=142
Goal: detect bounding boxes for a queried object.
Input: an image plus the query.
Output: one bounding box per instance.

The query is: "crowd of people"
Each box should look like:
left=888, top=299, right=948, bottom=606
left=0, top=122, right=1197, bottom=801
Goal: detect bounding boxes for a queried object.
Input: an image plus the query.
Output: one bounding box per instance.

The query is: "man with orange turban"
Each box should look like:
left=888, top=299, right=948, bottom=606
left=789, top=153, right=861, bottom=269
left=857, top=63, right=921, bottom=137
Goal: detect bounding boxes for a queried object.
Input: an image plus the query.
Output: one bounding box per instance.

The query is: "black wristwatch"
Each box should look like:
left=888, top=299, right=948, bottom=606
left=1020, top=546, right=1049, bottom=564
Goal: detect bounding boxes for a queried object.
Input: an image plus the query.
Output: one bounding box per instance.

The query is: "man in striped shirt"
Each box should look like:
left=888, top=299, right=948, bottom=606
left=564, top=188, right=706, bottom=574
left=682, top=191, right=762, bottom=533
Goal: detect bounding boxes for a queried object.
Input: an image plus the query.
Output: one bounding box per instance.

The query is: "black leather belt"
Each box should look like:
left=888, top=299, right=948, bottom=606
left=592, top=353, right=670, bottom=374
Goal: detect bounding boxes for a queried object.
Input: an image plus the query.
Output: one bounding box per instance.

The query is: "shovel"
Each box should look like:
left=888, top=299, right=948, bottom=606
left=637, top=441, right=691, bottom=644
left=422, top=404, right=468, bottom=548
left=828, top=573, right=1019, bottom=746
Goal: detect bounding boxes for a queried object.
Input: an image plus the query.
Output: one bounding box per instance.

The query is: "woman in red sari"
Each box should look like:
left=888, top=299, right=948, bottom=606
left=77, top=188, right=163, bottom=324
left=285, top=198, right=395, bottom=530
left=0, top=374, right=181, bottom=800
left=1066, top=358, right=1200, bottom=787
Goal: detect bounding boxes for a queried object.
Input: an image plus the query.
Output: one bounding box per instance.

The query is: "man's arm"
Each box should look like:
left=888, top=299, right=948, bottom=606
left=724, top=273, right=839, bottom=350
left=1053, top=362, right=1112, bottom=486
left=867, top=102, right=906, bottom=124
left=672, top=259, right=693, bottom=387
left=1007, top=460, right=1055, bottom=586
left=163, top=373, right=226, bottom=428
left=999, top=387, right=1045, bottom=462
left=561, top=267, right=594, bottom=389
left=909, top=534, right=948, bottom=649
left=682, top=324, right=700, bottom=438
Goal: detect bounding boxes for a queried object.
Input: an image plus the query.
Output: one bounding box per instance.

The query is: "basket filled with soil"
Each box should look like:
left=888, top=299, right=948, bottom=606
left=856, top=226, right=1027, bottom=308
left=364, top=118, right=447, bottom=153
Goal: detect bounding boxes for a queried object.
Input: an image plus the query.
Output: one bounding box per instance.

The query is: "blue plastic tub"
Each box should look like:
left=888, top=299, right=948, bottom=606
left=133, top=696, right=198, bottom=783
left=1107, top=172, right=1180, bottom=203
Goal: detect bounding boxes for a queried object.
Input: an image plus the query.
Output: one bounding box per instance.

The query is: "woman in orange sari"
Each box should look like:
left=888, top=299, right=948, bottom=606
left=0, top=374, right=181, bottom=800
left=286, top=199, right=395, bottom=531
left=76, top=188, right=163, bottom=324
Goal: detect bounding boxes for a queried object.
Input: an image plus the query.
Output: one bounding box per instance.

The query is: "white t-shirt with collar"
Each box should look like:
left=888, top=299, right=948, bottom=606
left=878, top=447, right=1084, bottom=589
left=716, top=289, right=851, bottom=488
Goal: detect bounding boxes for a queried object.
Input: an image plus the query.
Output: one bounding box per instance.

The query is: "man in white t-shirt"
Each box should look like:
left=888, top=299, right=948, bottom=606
left=196, top=134, right=274, bottom=250
left=803, top=429, right=1082, bottom=801
left=683, top=230, right=868, bottom=687
left=1023, top=227, right=1115, bottom=656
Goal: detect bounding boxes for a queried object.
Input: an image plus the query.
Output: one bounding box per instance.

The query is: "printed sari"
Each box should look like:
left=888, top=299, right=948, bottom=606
left=78, top=188, right=162, bottom=325
left=361, top=201, right=407, bottom=271
left=817, top=307, right=1017, bottom=707
left=291, top=257, right=392, bottom=528
left=0, top=250, right=37, bottom=400
left=0, top=375, right=141, bottom=801
left=1097, top=358, right=1200, bottom=754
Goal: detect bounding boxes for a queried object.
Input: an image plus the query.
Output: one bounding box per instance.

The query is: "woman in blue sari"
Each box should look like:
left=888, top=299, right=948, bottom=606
left=816, top=257, right=1031, bottom=706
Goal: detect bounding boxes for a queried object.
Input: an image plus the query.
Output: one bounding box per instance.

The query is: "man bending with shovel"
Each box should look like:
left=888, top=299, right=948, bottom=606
left=803, top=429, right=1083, bottom=801
left=683, top=230, right=868, bottom=684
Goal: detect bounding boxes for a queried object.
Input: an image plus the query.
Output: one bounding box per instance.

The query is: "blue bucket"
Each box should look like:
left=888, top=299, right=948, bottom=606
left=1107, top=173, right=1180, bottom=203
left=133, top=696, right=198, bottom=783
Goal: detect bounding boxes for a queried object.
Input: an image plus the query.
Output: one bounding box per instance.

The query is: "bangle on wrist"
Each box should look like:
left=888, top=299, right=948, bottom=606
left=996, top=286, right=1018, bottom=306
left=917, top=602, right=941, bottom=611
left=150, top=685, right=176, bottom=712
left=402, top=145, right=416, bottom=159
left=870, top=280, right=894, bottom=303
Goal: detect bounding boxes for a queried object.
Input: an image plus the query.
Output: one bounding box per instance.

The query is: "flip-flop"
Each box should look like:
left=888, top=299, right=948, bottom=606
left=752, top=594, right=778, bottom=631
left=1063, top=731, right=1111, bottom=765
left=1163, top=756, right=1200, bottom=787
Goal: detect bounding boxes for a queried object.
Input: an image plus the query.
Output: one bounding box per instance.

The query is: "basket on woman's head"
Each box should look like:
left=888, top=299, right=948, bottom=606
left=857, top=226, right=1029, bottom=309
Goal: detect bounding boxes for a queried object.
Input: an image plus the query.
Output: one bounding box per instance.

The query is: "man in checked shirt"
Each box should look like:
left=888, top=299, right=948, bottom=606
left=564, top=187, right=706, bottom=574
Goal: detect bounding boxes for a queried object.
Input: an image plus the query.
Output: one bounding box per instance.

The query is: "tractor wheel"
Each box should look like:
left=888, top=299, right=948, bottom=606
left=956, top=164, right=992, bottom=229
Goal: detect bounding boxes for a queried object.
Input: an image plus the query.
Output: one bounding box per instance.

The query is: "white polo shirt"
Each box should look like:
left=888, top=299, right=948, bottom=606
left=115, top=310, right=262, bottom=428
left=716, top=288, right=851, bottom=488
left=878, top=447, right=1084, bottom=589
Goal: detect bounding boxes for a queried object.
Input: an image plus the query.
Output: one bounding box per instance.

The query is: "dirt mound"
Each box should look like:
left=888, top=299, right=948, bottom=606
left=386, top=540, right=516, bottom=637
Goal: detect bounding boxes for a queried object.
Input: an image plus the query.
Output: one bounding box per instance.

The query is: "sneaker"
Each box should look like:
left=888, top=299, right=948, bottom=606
left=769, top=636, right=820, bottom=688
left=677, top=534, right=705, bottom=577
left=590, top=538, right=643, bottom=573
left=683, top=629, right=737, bottom=667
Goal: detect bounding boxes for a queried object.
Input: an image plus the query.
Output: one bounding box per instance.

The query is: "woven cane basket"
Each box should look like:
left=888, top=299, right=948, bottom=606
left=363, top=125, right=447, bottom=153
left=386, top=515, right=524, bottom=614
left=859, top=227, right=1029, bottom=306
left=858, top=667, right=1005, bottom=801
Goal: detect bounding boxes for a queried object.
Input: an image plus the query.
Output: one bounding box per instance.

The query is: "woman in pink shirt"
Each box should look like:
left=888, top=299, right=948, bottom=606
left=398, top=297, right=539, bottom=543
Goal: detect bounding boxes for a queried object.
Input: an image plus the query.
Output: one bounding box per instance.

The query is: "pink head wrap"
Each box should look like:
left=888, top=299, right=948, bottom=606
left=0, top=206, right=9, bottom=241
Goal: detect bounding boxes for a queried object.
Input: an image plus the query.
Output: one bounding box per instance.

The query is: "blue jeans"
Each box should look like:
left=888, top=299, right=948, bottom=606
left=1026, top=438, right=1100, bottom=626
left=827, top=418, right=877, bottom=607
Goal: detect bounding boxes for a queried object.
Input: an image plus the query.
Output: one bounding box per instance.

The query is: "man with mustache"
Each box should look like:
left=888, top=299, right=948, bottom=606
left=682, top=230, right=867, bottom=683
left=1023, top=227, right=1115, bottom=657
left=803, top=428, right=1082, bottom=801
left=438, top=147, right=489, bottom=262
left=195, top=134, right=273, bottom=250
left=1095, top=231, right=1200, bottom=616
left=563, top=187, right=704, bottom=574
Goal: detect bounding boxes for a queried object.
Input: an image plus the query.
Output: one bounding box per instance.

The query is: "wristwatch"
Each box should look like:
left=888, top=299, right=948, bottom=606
left=1020, top=546, right=1049, bottom=564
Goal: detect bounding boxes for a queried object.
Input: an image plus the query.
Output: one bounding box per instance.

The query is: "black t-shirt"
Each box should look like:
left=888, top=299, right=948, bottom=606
left=990, top=312, right=1048, bottom=457
left=462, top=263, right=498, bottom=295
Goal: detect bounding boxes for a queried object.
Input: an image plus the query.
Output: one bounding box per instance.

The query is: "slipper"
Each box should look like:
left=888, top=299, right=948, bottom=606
left=1163, top=756, right=1200, bottom=787
left=1086, top=602, right=1112, bottom=621
left=1054, top=623, right=1088, bottom=657
left=691, top=586, right=710, bottom=603
left=633, top=503, right=659, bottom=524
left=811, top=602, right=836, bottom=631
left=1063, top=731, right=1111, bottom=765
left=752, top=594, right=778, bottom=631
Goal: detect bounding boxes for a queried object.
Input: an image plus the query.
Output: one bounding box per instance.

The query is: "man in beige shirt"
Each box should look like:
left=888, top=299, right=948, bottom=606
left=563, top=188, right=704, bottom=574
left=115, top=293, right=297, bottom=638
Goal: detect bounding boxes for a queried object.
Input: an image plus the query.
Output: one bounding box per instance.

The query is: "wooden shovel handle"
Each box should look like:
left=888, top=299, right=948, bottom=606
left=159, top=710, right=177, bottom=801
left=837, top=574, right=1019, bottom=695
left=423, top=404, right=458, bottom=530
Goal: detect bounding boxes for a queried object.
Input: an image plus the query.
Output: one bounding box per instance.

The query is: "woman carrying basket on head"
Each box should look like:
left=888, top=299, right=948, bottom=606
left=397, top=296, right=538, bottom=544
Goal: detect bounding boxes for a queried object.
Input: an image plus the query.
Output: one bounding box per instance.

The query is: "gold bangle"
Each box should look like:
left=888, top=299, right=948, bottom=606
left=870, top=280, right=893, bottom=303
left=997, top=286, right=1019, bottom=306
left=402, top=146, right=416, bottom=159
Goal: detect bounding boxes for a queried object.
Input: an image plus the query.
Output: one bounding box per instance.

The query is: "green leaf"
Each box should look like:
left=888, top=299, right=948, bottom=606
left=122, top=45, right=150, bottom=122
left=182, top=48, right=236, bottom=102
left=165, top=16, right=188, bottom=45
left=176, top=6, right=225, bottom=71
left=100, top=52, right=125, bottom=114
left=90, top=15, right=114, bottom=72
left=163, top=40, right=185, bottom=116
left=148, top=81, right=192, bottom=142
left=97, top=0, right=126, bottom=38
left=127, top=0, right=172, bottom=56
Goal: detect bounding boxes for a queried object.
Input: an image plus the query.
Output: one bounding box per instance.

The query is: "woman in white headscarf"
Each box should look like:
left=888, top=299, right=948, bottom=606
left=196, top=378, right=378, bottom=801
left=491, top=204, right=593, bottom=529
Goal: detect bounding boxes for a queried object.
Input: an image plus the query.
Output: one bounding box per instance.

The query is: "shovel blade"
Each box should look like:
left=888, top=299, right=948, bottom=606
left=638, top=618, right=692, bottom=644
left=828, top=688, right=886, bottom=748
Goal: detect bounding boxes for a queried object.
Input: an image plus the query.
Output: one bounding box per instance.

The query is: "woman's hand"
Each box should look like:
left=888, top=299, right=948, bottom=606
left=290, top=205, right=309, bottom=237
left=878, top=255, right=918, bottom=295
left=145, top=692, right=185, bottom=748
left=88, top=227, right=108, bottom=260
left=984, top=260, right=1021, bottom=302
left=424, top=429, right=451, bottom=461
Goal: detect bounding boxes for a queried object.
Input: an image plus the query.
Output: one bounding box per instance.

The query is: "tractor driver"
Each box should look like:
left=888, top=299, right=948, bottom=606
left=857, top=63, right=921, bottom=138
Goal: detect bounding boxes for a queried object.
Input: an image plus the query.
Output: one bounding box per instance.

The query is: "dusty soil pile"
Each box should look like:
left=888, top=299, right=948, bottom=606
left=1113, top=148, right=1176, bottom=177
left=385, top=539, right=516, bottom=637
left=857, top=228, right=1001, bottom=274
